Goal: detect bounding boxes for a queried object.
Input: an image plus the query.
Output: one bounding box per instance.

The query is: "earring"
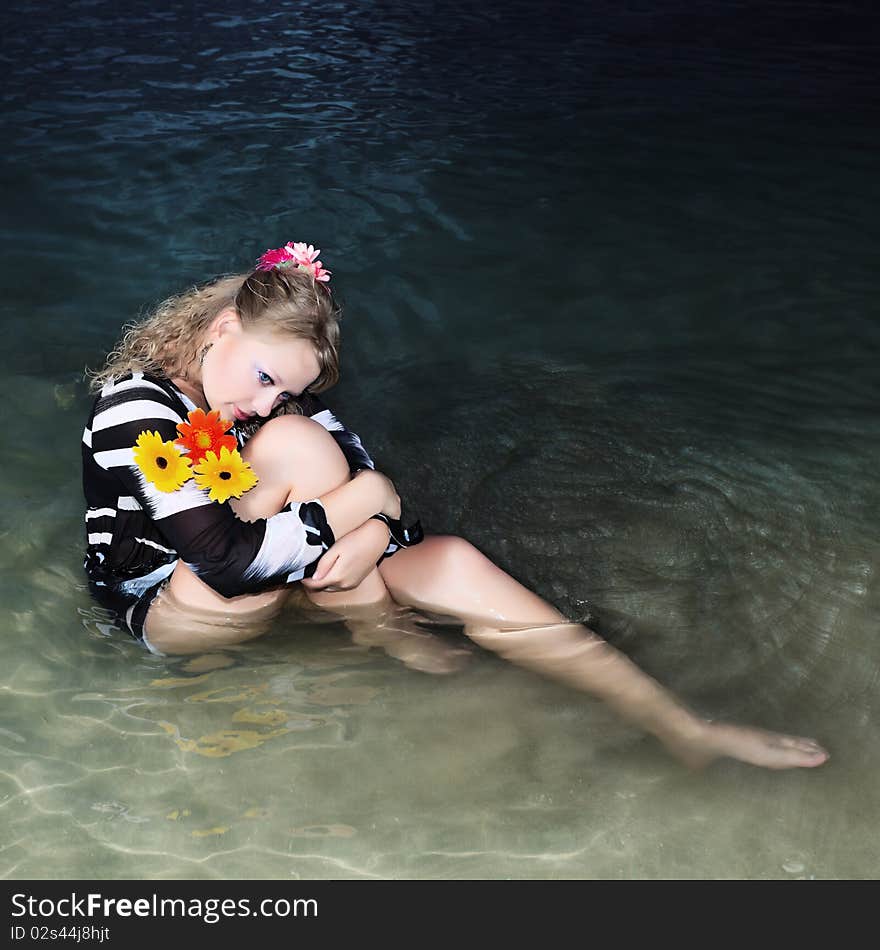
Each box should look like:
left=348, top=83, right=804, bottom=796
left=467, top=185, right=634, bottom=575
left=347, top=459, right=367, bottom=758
left=199, top=342, right=213, bottom=367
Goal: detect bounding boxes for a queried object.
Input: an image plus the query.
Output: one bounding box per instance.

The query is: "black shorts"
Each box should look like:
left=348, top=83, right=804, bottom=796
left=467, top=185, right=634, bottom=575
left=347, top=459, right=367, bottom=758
left=87, top=576, right=171, bottom=654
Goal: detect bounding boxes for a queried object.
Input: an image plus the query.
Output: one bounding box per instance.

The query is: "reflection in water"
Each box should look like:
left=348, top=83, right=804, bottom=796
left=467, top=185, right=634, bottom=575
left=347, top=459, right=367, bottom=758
left=140, top=604, right=474, bottom=762
left=330, top=601, right=474, bottom=676
left=139, top=593, right=481, bottom=759
left=153, top=673, right=341, bottom=759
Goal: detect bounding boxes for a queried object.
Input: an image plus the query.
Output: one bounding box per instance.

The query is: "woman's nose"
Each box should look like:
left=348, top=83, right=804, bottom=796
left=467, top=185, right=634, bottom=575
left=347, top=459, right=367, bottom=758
left=255, top=391, right=278, bottom=417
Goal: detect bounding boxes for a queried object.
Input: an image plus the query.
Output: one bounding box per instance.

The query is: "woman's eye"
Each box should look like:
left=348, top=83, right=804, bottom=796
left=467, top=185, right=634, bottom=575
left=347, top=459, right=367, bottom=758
left=258, top=371, right=272, bottom=385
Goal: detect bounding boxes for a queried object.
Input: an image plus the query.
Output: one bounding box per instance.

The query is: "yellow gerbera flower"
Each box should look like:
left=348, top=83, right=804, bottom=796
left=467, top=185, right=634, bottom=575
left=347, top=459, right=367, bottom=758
left=132, top=431, right=193, bottom=492
left=192, top=446, right=259, bottom=503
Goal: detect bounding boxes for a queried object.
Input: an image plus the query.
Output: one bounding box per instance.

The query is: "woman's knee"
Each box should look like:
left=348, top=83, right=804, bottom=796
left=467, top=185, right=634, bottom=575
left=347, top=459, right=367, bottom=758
left=242, top=414, right=350, bottom=497
left=380, top=535, right=486, bottom=591
left=433, top=535, right=488, bottom=574
left=243, top=414, right=337, bottom=459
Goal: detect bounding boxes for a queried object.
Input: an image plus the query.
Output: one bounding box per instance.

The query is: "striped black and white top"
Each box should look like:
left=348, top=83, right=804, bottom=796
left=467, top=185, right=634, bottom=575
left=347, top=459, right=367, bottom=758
left=82, top=371, right=411, bottom=627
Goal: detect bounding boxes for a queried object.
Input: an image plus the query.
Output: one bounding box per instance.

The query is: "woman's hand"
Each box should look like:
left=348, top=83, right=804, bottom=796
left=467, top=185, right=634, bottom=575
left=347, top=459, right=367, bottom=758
left=301, top=518, right=391, bottom=593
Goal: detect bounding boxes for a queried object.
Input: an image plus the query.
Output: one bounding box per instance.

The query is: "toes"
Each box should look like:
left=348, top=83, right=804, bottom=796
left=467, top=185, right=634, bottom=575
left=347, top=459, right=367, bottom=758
left=768, top=735, right=829, bottom=768
left=778, top=735, right=828, bottom=756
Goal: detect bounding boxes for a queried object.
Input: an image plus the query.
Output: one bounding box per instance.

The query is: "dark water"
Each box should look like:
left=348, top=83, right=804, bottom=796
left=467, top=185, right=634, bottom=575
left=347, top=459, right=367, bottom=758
left=1, top=0, right=878, bottom=878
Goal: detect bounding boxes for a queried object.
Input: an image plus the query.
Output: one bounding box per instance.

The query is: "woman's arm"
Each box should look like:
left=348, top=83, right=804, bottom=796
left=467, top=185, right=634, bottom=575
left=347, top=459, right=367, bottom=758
left=304, top=471, right=421, bottom=592
left=301, top=517, right=392, bottom=592
left=87, top=381, right=392, bottom=598
left=318, top=469, right=400, bottom=536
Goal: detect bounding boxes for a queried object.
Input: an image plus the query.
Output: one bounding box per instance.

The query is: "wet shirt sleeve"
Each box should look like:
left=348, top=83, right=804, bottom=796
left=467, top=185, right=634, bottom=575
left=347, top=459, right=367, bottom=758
left=88, top=378, right=335, bottom=597
left=297, top=391, right=376, bottom=474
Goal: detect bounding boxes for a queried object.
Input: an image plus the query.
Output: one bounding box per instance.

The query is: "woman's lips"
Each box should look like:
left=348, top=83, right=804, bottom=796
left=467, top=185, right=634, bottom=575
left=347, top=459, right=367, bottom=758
left=233, top=406, right=251, bottom=422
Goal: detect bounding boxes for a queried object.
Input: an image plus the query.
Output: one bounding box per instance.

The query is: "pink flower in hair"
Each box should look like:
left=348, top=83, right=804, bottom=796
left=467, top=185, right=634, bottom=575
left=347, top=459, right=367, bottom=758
left=289, top=243, right=331, bottom=282
left=304, top=258, right=332, bottom=282
left=255, top=244, right=295, bottom=271
left=255, top=241, right=331, bottom=282
left=290, top=242, right=319, bottom=265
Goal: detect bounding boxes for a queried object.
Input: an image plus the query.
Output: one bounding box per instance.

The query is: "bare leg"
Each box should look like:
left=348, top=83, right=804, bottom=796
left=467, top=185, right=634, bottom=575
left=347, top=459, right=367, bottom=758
left=145, top=415, right=465, bottom=671
left=378, top=537, right=829, bottom=770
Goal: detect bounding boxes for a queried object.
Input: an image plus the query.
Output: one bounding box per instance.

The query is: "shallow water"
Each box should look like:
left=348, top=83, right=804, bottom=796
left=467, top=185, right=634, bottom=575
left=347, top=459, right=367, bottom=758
left=1, top=0, right=878, bottom=878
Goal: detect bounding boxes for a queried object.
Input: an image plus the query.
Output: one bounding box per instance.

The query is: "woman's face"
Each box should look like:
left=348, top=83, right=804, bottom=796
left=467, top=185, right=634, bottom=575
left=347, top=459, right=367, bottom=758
left=200, top=311, right=321, bottom=422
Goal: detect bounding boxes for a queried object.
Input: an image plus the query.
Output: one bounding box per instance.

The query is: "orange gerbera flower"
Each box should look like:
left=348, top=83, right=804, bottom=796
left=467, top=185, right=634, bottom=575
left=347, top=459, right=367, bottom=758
left=175, top=408, right=236, bottom=464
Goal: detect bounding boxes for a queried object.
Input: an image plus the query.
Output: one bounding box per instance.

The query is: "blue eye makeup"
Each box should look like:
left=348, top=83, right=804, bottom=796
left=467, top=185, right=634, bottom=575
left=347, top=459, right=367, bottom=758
left=258, top=370, right=294, bottom=404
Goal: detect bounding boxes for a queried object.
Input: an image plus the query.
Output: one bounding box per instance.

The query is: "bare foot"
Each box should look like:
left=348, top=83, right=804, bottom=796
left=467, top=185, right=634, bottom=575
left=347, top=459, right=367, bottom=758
left=666, top=721, right=830, bottom=771
left=383, top=633, right=473, bottom=675
left=348, top=620, right=473, bottom=675
left=179, top=653, right=236, bottom=674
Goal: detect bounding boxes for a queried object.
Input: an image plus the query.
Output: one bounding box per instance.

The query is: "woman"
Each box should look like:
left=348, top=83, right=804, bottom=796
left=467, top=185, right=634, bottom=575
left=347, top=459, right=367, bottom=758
left=82, top=241, right=829, bottom=771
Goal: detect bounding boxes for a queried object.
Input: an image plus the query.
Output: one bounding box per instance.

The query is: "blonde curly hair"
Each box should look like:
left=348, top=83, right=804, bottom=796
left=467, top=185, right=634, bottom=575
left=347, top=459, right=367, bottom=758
left=87, top=267, right=341, bottom=398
